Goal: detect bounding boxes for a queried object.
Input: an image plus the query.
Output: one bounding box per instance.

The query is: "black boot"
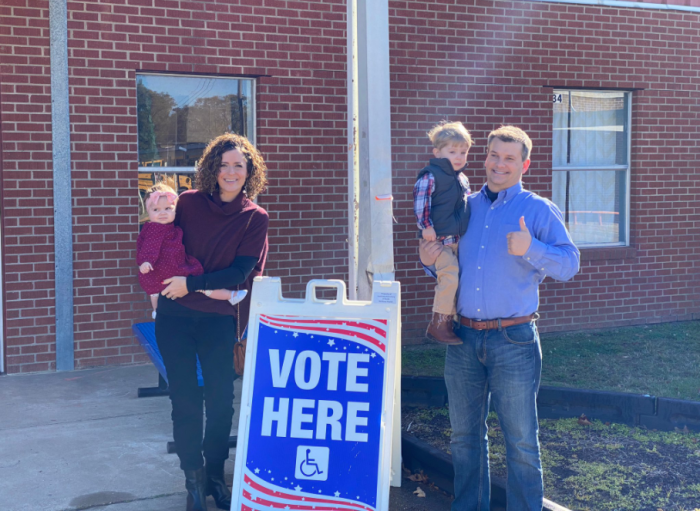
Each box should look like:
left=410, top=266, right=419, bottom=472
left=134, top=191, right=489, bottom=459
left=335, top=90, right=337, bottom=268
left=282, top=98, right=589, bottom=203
left=184, top=468, right=208, bottom=511
left=206, top=462, right=232, bottom=510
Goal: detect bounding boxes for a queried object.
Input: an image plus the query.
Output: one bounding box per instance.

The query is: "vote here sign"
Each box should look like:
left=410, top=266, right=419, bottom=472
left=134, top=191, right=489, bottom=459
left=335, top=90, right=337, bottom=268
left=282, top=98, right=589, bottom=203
left=231, top=278, right=400, bottom=511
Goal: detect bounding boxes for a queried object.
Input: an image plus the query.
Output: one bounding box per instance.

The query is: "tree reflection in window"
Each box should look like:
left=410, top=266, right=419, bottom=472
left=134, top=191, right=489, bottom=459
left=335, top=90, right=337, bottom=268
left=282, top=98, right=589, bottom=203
left=137, top=74, right=254, bottom=168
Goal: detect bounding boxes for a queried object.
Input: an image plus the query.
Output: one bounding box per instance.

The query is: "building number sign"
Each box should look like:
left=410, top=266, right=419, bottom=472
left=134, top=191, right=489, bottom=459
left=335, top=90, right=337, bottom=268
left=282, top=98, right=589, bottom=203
left=553, top=93, right=563, bottom=103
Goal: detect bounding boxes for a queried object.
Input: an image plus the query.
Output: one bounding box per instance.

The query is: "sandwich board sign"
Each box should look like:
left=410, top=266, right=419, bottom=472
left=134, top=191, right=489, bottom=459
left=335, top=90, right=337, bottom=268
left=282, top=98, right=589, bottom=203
left=231, top=277, right=401, bottom=511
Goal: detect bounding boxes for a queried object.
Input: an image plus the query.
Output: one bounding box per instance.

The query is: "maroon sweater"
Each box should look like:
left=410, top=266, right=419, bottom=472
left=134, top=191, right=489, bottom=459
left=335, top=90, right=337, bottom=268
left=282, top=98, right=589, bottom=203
left=158, top=189, right=269, bottom=332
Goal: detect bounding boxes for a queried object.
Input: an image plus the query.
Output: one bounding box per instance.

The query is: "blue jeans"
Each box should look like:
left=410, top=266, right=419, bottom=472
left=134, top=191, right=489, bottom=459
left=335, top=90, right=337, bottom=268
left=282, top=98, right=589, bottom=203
left=444, top=321, right=543, bottom=511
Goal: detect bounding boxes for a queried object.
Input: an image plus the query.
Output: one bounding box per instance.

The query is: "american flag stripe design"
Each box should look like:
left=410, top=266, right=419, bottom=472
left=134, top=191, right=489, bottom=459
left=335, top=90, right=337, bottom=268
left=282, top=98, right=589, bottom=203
left=259, top=315, right=387, bottom=354
left=242, top=490, right=358, bottom=510
left=241, top=471, right=375, bottom=511
left=268, top=317, right=388, bottom=338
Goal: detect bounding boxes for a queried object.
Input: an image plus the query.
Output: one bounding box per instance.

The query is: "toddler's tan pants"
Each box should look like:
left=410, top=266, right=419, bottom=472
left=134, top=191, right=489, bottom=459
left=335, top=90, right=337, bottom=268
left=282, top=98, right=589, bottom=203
left=433, top=244, right=459, bottom=316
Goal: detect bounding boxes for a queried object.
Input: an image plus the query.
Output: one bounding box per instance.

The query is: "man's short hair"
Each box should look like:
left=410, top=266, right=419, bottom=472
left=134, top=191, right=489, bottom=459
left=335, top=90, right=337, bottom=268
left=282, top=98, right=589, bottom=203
left=487, top=126, right=532, bottom=161
left=428, top=121, right=473, bottom=150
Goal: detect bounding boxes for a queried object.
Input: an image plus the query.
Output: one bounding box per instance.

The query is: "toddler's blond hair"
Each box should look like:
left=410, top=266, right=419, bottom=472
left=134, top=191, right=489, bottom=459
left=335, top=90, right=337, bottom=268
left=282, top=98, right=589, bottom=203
left=428, top=121, right=473, bottom=150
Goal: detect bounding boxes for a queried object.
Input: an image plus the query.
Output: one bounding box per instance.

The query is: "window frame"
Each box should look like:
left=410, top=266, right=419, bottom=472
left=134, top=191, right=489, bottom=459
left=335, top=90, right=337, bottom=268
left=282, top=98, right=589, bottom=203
left=136, top=72, right=257, bottom=174
left=551, top=89, right=632, bottom=248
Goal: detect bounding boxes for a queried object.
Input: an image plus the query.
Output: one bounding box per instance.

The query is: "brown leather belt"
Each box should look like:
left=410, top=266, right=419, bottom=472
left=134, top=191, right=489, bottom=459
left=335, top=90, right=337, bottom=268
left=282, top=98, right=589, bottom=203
left=459, top=314, right=535, bottom=331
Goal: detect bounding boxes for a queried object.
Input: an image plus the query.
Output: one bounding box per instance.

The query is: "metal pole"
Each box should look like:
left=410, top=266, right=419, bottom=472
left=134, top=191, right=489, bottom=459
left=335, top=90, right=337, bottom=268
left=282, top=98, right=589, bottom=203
left=565, top=92, right=571, bottom=225
left=49, top=0, right=75, bottom=371
left=356, top=0, right=372, bottom=301
left=347, top=0, right=360, bottom=300
left=358, top=0, right=395, bottom=294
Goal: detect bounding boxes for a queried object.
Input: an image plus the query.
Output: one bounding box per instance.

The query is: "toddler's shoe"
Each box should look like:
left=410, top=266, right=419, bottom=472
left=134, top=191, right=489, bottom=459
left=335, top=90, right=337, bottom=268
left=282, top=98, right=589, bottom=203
left=426, top=312, right=462, bottom=345
left=152, top=310, right=157, bottom=320
left=228, top=289, right=248, bottom=307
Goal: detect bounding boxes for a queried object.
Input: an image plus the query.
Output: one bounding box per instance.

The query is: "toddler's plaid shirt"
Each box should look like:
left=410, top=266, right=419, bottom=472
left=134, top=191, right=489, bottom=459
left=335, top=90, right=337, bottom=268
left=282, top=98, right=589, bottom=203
left=413, top=172, right=471, bottom=246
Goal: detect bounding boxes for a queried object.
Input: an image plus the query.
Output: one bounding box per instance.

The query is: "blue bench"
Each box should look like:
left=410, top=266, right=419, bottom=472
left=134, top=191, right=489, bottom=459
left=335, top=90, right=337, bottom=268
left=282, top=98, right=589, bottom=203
left=132, top=322, right=203, bottom=397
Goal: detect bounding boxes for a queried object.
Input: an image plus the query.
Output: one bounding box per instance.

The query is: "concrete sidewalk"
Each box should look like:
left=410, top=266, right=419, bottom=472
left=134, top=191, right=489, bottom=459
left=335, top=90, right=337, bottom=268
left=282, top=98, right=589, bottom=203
left=0, top=365, right=205, bottom=511
left=0, top=364, right=453, bottom=511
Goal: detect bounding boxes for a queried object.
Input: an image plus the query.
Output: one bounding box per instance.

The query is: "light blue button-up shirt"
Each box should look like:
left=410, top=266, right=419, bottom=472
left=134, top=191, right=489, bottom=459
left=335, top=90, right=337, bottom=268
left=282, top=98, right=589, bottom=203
left=457, top=182, right=580, bottom=321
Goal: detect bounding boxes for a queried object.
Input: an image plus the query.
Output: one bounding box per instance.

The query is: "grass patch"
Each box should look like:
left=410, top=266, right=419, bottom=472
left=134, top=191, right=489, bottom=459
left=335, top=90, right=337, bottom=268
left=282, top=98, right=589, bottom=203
left=402, top=320, right=700, bottom=401
left=404, top=408, right=700, bottom=511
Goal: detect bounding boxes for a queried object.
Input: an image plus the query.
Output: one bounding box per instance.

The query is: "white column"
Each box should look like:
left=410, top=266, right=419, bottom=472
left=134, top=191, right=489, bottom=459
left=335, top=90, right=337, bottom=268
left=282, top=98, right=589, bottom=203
left=356, top=0, right=400, bottom=488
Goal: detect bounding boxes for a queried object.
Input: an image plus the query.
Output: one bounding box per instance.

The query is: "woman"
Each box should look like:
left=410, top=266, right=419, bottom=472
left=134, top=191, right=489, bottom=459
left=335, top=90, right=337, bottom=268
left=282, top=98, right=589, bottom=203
left=156, top=133, right=269, bottom=511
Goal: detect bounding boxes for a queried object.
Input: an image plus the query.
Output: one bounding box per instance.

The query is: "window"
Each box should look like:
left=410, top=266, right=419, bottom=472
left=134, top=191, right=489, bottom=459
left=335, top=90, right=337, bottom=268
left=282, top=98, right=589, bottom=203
left=136, top=73, right=255, bottom=220
left=551, top=90, right=631, bottom=247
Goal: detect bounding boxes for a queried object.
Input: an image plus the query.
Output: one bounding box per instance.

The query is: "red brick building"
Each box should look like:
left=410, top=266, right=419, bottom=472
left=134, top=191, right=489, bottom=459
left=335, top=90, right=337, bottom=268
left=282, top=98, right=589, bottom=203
left=1, top=0, right=699, bottom=374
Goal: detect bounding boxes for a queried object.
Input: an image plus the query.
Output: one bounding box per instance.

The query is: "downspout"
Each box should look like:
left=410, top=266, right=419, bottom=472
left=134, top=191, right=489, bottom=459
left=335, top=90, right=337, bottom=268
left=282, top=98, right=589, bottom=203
left=0, top=87, right=5, bottom=374
left=49, top=0, right=75, bottom=371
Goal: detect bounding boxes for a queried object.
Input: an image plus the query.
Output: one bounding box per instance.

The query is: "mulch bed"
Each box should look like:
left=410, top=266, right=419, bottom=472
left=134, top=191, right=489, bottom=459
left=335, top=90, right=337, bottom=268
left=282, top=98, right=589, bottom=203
left=403, top=407, right=700, bottom=511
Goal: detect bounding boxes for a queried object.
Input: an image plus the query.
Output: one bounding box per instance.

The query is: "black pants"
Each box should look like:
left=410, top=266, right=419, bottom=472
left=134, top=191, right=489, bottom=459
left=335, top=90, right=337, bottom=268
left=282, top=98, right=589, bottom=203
left=156, top=312, right=236, bottom=471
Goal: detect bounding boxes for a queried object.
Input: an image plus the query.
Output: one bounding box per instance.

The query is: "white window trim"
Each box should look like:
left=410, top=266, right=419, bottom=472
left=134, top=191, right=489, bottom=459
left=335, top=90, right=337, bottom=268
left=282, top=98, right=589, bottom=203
left=552, top=165, right=627, bottom=172
left=141, top=166, right=196, bottom=173
left=529, top=0, right=700, bottom=14
left=136, top=73, right=256, bottom=172
left=553, top=89, right=632, bottom=249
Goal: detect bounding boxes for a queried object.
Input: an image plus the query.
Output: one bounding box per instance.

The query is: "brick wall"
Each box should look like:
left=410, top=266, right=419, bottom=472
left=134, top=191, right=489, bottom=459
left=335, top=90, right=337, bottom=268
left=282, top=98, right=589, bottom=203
left=389, top=0, right=700, bottom=340
left=0, top=0, right=56, bottom=372
left=1, top=0, right=348, bottom=373
left=1, top=0, right=698, bottom=373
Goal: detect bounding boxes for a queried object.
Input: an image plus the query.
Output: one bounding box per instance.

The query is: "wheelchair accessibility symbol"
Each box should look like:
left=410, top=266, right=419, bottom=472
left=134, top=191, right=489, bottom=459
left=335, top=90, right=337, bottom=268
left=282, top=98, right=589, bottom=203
left=295, top=446, right=329, bottom=481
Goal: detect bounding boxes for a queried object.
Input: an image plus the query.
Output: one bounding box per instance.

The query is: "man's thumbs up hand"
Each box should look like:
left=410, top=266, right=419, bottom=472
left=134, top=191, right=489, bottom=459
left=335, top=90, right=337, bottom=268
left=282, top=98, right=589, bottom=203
left=507, top=216, right=532, bottom=256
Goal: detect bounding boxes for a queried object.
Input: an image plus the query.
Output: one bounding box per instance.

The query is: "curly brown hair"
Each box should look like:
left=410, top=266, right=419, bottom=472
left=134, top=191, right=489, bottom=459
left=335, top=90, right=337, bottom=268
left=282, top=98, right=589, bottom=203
left=194, top=133, right=268, bottom=200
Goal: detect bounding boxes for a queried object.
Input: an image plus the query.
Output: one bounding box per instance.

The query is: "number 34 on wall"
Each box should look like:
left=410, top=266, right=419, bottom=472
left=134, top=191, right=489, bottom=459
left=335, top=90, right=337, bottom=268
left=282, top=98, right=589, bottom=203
left=552, top=93, right=563, bottom=103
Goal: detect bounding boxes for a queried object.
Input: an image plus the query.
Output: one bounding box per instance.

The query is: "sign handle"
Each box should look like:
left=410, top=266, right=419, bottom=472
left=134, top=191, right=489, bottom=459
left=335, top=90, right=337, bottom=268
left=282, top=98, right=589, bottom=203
left=304, top=279, right=348, bottom=305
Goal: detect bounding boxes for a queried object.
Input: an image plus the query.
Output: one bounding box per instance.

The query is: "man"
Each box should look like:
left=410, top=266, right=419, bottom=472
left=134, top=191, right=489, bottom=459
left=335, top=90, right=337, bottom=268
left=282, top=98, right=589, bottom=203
left=421, top=126, right=579, bottom=510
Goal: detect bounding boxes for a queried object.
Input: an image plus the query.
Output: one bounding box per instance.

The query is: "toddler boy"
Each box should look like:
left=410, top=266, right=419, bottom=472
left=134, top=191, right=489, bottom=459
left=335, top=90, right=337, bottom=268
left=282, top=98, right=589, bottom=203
left=413, top=121, right=472, bottom=345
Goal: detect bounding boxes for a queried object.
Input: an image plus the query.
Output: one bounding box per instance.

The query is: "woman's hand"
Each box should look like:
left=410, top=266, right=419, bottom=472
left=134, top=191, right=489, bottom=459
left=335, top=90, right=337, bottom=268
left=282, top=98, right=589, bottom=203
left=419, top=239, right=443, bottom=266
left=161, top=276, right=188, bottom=299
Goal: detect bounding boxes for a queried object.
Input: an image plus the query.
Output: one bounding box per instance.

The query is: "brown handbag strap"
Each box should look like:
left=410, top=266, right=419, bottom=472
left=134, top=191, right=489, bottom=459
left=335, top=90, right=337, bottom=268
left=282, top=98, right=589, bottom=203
left=237, top=210, right=256, bottom=341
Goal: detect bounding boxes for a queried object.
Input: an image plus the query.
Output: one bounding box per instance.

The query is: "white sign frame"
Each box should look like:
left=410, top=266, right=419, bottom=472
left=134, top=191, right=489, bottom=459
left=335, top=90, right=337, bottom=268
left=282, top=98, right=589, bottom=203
left=231, top=277, right=401, bottom=511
